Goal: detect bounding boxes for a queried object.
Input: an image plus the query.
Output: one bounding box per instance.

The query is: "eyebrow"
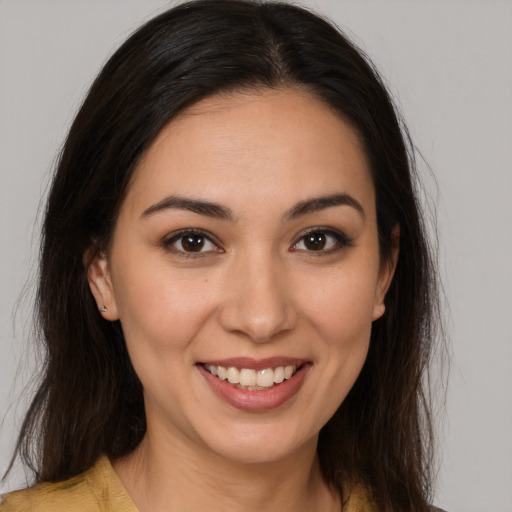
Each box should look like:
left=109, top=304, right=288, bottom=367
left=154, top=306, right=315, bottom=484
left=141, top=195, right=234, bottom=221
left=285, top=193, right=365, bottom=220
left=140, top=192, right=364, bottom=221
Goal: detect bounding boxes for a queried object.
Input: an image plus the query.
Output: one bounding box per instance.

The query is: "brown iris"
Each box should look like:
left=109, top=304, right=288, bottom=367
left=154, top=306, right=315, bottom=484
left=181, top=234, right=205, bottom=252
left=304, top=232, right=327, bottom=250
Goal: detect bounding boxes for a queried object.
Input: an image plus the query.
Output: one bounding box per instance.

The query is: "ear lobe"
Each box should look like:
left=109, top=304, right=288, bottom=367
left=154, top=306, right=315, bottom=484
left=372, top=225, right=400, bottom=321
left=85, top=250, right=119, bottom=320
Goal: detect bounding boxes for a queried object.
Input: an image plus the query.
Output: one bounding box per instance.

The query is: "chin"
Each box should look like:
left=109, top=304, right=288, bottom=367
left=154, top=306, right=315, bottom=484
left=193, top=419, right=319, bottom=466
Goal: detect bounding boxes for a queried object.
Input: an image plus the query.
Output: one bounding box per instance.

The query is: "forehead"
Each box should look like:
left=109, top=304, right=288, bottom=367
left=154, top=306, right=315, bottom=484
left=123, top=87, right=375, bottom=219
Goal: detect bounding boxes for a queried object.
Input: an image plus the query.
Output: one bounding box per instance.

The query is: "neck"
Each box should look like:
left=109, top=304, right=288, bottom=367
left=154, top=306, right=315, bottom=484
left=113, top=428, right=339, bottom=512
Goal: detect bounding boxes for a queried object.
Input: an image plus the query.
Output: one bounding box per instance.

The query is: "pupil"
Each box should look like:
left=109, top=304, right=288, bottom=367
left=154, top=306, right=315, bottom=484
left=305, top=233, right=326, bottom=250
left=181, top=234, right=204, bottom=252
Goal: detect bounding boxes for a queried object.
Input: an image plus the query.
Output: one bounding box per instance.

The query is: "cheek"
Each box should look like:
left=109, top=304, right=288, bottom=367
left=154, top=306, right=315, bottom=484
left=298, top=263, right=378, bottom=346
left=111, top=254, right=218, bottom=359
left=313, top=288, right=372, bottom=385
left=295, top=264, right=377, bottom=405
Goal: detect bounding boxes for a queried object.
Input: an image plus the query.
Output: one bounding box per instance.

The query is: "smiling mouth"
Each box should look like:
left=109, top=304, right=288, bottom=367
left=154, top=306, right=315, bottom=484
left=202, top=363, right=299, bottom=390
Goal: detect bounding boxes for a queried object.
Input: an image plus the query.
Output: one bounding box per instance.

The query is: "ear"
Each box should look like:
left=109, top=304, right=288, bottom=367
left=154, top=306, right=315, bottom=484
left=372, top=225, right=400, bottom=321
left=84, top=249, right=119, bottom=321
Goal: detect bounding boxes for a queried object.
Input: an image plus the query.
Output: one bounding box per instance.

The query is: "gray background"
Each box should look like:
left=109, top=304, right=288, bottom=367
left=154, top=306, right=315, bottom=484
left=1, top=1, right=511, bottom=511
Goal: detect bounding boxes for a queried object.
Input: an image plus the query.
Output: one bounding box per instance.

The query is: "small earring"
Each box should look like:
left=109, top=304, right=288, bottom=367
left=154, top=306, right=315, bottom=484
left=100, top=305, right=108, bottom=312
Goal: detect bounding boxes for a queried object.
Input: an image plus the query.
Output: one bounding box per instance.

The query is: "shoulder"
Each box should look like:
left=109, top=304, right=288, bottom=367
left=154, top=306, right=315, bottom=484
left=1, top=456, right=137, bottom=512
left=343, top=480, right=379, bottom=512
left=342, top=481, right=449, bottom=512
left=1, top=473, right=98, bottom=512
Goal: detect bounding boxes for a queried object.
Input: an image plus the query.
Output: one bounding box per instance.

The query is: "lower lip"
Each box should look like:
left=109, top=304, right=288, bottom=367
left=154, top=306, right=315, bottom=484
left=197, top=363, right=311, bottom=412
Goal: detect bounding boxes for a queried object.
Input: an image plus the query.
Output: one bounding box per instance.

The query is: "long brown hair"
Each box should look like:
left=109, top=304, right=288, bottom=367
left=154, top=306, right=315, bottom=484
left=7, top=1, right=443, bottom=510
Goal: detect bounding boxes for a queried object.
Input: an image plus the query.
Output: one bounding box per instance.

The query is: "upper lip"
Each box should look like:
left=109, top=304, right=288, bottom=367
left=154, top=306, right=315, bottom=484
left=199, top=357, right=309, bottom=371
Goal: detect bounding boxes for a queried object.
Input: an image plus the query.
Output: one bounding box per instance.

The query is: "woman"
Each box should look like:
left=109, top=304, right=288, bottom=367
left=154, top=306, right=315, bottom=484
left=1, top=1, right=443, bottom=511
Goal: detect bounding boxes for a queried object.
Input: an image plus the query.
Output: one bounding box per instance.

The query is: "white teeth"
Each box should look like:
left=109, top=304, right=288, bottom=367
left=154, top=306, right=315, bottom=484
left=273, top=366, right=284, bottom=383
left=239, top=368, right=257, bottom=386
left=284, top=365, right=295, bottom=379
left=257, top=368, right=274, bottom=387
left=227, top=367, right=240, bottom=384
left=204, top=363, right=298, bottom=388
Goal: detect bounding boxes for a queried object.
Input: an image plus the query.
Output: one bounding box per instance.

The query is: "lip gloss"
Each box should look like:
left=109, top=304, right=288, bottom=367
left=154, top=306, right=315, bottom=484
left=197, top=362, right=311, bottom=412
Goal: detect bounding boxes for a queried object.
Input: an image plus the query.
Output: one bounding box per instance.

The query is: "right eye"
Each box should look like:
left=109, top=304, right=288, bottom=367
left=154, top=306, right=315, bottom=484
left=163, top=230, right=221, bottom=255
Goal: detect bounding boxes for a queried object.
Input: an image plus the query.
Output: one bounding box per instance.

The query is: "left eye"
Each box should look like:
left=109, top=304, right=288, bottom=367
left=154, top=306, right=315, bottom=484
left=291, top=230, right=351, bottom=252
left=165, top=231, right=219, bottom=254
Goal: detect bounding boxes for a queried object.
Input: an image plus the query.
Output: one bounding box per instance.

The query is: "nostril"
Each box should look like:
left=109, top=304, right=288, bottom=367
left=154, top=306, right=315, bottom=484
left=217, top=300, right=297, bottom=343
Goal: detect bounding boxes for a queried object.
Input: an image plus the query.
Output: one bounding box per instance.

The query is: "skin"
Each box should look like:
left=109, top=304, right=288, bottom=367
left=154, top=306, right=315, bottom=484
left=88, top=88, right=398, bottom=512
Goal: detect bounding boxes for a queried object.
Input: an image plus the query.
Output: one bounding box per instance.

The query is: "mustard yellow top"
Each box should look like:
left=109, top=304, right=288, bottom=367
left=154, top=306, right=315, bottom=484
left=1, top=455, right=376, bottom=511
left=0, top=457, right=137, bottom=512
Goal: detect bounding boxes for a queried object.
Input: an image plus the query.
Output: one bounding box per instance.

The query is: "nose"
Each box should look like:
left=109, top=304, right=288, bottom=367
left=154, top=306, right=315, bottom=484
left=217, top=252, right=298, bottom=343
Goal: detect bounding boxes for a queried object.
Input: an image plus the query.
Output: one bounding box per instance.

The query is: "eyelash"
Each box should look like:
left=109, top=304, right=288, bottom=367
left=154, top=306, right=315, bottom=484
left=290, top=227, right=355, bottom=254
left=162, top=228, right=223, bottom=258
left=161, top=227, right=354, bottom=257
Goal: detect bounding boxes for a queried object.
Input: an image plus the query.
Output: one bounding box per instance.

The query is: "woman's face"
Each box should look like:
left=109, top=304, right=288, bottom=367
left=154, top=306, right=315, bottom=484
left=89, top=88, right=395, bottom=464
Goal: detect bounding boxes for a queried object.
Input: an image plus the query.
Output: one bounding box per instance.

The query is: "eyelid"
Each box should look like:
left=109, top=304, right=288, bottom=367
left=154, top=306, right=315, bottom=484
left=161, top=228, right=223, bottom=256
left=290, top=226, right=355, bottom=253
